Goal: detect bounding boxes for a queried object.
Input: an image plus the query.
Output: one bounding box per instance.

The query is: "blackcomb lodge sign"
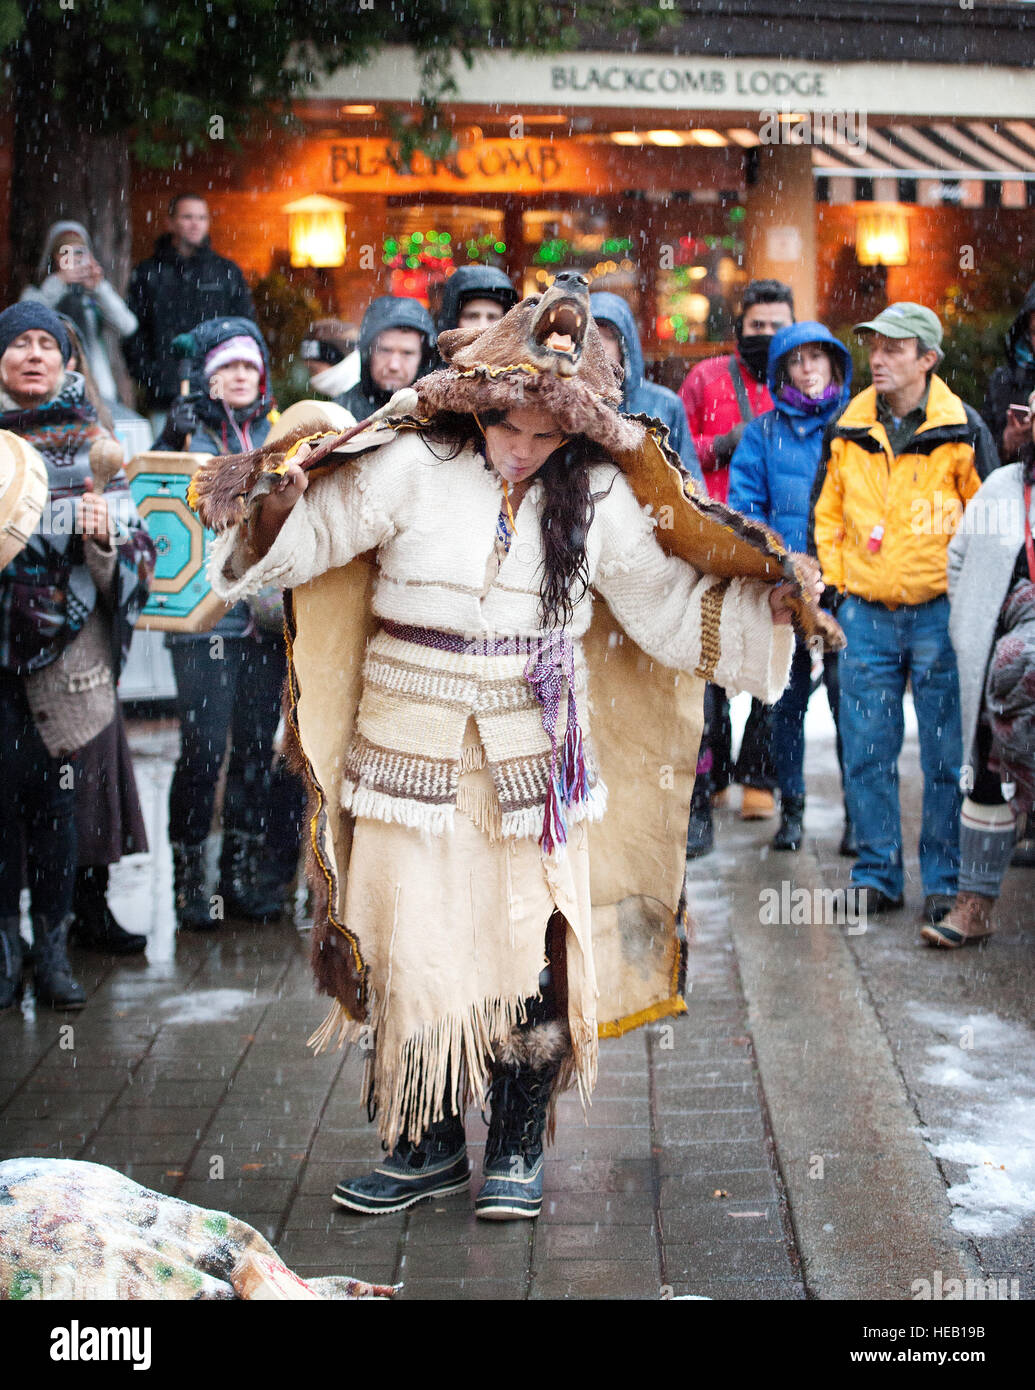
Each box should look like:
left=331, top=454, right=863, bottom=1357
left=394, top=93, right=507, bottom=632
left=549, top=64, right=830, bottom=99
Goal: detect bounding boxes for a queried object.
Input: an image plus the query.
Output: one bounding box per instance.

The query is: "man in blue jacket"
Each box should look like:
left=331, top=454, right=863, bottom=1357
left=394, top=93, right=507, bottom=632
left=589, top=292, right=703, bottom=487
left=728, top=320, right=854, bottom=854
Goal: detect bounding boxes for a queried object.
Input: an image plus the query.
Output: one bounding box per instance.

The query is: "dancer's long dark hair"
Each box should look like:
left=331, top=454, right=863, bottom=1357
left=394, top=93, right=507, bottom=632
left=422, top=408, right=618, bottom=629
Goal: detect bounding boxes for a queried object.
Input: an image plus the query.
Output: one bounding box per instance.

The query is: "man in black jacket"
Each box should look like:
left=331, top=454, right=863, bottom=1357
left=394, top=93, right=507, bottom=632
left=981, top=282, right=1035, bottom=464
left=338, top=295, right=436, bottom=421
left=124, top=194, right=254, bottom=413
left=436, top=265, right=518, bottom=344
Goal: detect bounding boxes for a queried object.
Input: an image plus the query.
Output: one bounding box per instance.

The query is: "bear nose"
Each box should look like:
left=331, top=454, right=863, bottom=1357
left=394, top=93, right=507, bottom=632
left=553, top=271, right=588, bottom=291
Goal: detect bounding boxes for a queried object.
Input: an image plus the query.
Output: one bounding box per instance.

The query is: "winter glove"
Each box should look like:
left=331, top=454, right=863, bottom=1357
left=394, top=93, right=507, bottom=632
left=820, top=583, right=843, bottom=614
left=156, top=394, right=201, bottom=450
left=713, top=422, right=747, bottom=465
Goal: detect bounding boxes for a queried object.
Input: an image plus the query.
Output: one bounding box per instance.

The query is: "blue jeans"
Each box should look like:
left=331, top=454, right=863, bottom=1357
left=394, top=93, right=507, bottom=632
left=771, top=638, right=845, bottom=801
left=838, top=595, right=961, bottom=899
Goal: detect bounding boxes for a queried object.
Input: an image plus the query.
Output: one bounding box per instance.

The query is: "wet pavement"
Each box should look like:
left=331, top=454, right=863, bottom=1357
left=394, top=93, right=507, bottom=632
left=1, top=707, right=1032, bottom=1300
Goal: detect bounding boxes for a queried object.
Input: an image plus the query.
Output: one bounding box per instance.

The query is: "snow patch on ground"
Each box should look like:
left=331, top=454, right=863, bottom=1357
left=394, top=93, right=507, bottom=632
left=159, top=989, right=263, bottom=1025
left=908, top=1001, right=1035, bottom=1238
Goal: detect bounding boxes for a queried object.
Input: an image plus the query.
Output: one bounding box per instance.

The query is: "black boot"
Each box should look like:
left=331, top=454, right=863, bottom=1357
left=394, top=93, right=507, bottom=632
left=0, top=916, right=25, bottom=1010
left=773, top=795, right=806, bottom=852
left=839, top=818, right=858, bottom=857
left=31, top=914, right=86, bottom=1010
left=172, top=842, right=217, bottom=932
left=70, top=866, right=147, bottom=955
left=332, top=1113, right=469, bottom=1215
left=685, top=778, right=714, bottom=860
left=476, top=1031, right=566, bottom=1221
left=219, top=830, right=285, bottom=923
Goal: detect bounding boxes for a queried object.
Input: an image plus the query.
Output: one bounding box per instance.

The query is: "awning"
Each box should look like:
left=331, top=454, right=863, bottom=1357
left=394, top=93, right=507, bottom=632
left=811, top=120, right=1035, bottom=206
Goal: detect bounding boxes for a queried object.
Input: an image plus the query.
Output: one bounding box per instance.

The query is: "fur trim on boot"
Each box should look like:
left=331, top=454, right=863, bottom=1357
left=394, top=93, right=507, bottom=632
left=495, top=1019, right=571, bottom=1071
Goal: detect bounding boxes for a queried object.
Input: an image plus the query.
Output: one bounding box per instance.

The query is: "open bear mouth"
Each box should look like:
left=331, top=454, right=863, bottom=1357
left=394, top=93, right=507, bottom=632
left=531, top=295, right=587, bottom=360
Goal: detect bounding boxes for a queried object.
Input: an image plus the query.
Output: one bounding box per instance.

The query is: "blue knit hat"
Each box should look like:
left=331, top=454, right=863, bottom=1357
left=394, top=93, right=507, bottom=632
left=0, top=302, right=72, bottom=363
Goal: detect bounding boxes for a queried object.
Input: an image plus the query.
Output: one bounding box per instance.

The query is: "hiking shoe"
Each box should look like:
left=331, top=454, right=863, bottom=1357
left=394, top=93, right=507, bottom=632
left=741, top=788, right=776, bottom=820
left=920, top=893, right=955, bottom=926
left=921, top=892, right=995, bottom=949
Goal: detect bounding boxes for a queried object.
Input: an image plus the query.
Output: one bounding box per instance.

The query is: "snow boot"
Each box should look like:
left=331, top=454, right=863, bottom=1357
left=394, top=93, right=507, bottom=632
left=219, top=830, right=285, bottom=923
left=31, top=914, right=86, bottom=1010
left=772, top=795, right=805, bottom=852
left=70, top=866, right=147, bottom=955
left=332, top=1114, right=469, bottom=1215
left=476, top=1024, right=567, bottom=1221
left=921, top=892, right=995, bottom=949
left=685, top=777, right=714, bottom=859
left=0, top=916, right=25, bottom=1010
left=172, top=842, right=217, bottom=933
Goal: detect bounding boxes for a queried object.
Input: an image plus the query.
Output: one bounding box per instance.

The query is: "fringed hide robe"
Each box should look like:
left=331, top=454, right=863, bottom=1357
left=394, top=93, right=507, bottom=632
left=210, top=431, right=794, bottom=1145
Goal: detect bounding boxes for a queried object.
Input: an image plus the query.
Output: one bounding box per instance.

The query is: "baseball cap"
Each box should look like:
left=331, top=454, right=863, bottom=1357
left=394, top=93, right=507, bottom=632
left=854, top=303, right=943, bottom=353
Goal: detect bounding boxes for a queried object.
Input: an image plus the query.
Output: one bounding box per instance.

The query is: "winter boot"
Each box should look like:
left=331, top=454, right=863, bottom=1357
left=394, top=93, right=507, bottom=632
left=172, top=842, right=217, bottom=933
left=476, top=1025, right=567, bottom=1221
left=839, top=818, right=858, bottom=857
left=0, top=916, right=25, bottom=1010
left=31, top=914, right=86, bottom=1010
left=685, top=777, right=714, bottom=860
left=741, top=787, right=776, bottom=820
left=921, top=892, right=995, bottom=949
left=219, top=831, right=285, bottom=923
left=70, top=866, right=147, bottom=955
left=772, top=795, right=805, bottom=852
left=332, top=1114, right=469, bottom=1215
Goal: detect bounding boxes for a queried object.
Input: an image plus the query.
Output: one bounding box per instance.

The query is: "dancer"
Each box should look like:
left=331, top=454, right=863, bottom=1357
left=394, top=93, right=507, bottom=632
left=193, top=275, right=826, bottom=1220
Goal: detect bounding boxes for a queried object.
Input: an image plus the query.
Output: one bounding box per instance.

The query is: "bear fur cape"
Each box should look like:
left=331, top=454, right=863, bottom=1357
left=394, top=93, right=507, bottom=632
left=190, top=282, right=841, bottom=1052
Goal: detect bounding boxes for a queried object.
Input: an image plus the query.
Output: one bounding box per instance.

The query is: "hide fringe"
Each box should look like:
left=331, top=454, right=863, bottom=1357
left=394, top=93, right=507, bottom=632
left=455, top=781, right=503, bottom=841
left=308, top=990, right=596, bottom=1151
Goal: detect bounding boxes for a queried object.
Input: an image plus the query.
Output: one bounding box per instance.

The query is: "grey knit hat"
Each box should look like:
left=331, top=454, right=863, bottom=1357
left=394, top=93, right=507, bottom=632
left=0, top=302, right=72, bottom=363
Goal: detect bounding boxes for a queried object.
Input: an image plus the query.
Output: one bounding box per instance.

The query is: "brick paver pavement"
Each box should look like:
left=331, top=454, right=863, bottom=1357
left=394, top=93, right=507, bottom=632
left=0, top=720, right=803, bottom=1301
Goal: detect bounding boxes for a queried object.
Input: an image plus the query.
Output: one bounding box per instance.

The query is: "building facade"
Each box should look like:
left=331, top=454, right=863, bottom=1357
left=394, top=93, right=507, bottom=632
left=118, top=3, right=1035, bottom=385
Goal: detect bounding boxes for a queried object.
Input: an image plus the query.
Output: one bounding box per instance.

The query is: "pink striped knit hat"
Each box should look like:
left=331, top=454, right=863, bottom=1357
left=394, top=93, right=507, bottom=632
left=203, top=335, right=264, bottom=380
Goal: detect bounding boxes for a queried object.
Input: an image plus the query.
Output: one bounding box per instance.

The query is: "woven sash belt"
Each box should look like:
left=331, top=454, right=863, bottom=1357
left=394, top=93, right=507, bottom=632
left=380, top=620, right=591, bottom=852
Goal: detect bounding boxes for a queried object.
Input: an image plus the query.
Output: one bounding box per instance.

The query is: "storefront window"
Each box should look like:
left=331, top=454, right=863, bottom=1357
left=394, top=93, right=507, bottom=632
left=655, top=207, right=747, bottom=345
left=522, top=204, right=638, bottom=308
left=382, top=205, right=507, bottom=306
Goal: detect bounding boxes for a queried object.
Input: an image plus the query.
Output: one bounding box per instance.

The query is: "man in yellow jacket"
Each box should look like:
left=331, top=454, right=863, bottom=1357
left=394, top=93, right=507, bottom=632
left=814, top=303, right=987, bottom=927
